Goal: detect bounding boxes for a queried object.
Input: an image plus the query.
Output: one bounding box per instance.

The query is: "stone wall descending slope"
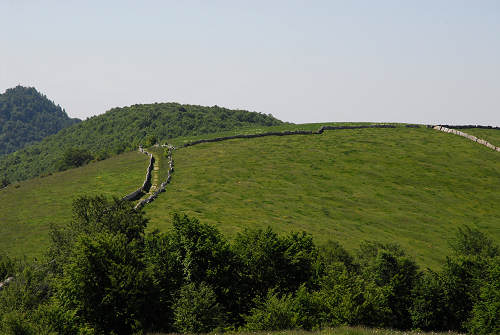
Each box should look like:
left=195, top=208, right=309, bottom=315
left=134, top=145, right=174, bottom=210
left=434, top=126, right=500, bottom=152
left=123, top=123, right=496, bottom=212
left=122, top=147, right=154, bottom=201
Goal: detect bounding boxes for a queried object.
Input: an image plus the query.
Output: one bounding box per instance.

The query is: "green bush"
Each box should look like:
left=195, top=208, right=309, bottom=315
left=467, top=256, right=500, bottom=335
left=318, top=263, right=389, bottom=327
left=244, top=290, right=297, bottom=331
left=173, top=282, right=224, bottom=333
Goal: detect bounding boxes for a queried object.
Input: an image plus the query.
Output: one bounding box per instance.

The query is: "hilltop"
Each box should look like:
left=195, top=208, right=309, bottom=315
left=0, top=103, right=283, bottom=183
left=0, top=86, right=80, bottom=157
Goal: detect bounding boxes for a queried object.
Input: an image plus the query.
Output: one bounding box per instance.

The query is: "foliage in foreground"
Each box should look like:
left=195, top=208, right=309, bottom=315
left=0, top=195, right=498, bottom=334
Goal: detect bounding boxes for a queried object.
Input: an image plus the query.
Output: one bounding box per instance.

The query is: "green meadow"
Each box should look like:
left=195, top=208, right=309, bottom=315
left=145, top=126, right=500, bottom=269
left=0, top=151, right=148, bottom=257
left=1, top=124, right=498, bottom=269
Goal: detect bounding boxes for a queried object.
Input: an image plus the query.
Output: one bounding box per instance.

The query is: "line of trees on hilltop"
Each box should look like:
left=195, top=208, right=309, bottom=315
left=0, top=196, right=498, bottom=334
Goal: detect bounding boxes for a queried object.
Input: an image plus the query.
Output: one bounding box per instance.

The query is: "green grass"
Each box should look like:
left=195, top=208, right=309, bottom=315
left=0, top=151, right=149, bottom=258
left=149, top=326, right=463, bottom=335
left=1, top=124, right=498, bottom=268
left=456, top=128, right=500, bottom=147
left=145, top=126, right=500, bottom=269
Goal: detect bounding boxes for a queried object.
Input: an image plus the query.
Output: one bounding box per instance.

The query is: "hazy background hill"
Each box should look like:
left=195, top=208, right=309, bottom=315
left=0, top=102, right=283, bottom=182
left=0, top=86, right=80, bottom=156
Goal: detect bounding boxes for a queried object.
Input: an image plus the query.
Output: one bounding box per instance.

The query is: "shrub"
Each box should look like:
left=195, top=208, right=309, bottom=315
left=244, top=290, right=297, bottom=331
left=467, top=256, right=500, bottom=335
left=58, top=232, right=151, bottom=335
left=319, top=263, right=389, bottom=327
left=58, top=148, right=93, bottom=171
left=173, top=282, right=224, bottom=333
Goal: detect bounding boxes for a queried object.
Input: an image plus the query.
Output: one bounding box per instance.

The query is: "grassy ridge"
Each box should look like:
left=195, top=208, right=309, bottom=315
left=145, top=126, right=500, bottom=269
left=0, top=151, right=148, bottom=257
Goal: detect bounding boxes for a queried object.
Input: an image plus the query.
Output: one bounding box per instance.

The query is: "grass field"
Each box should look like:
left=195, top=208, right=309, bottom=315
left=150, top=326, right=463, bottom=335
left=1, top=124, right=498, bottom=267
left=0, top=151, right=149, bottom=258
left=145, top=126, right=500, bottom=269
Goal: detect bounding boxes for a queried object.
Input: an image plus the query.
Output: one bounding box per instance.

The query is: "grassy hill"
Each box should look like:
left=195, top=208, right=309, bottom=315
left=145, top=125, right=499, bottom=269
left=0, top=151, right=148, bottom=257
left=0, top=103, right=283, bottom=183
left=0, top=123, right=498, bottom=269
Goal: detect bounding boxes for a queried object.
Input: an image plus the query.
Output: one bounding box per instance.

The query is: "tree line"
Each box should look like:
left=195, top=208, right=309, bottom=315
left=0, top=195, right=498, bottom=334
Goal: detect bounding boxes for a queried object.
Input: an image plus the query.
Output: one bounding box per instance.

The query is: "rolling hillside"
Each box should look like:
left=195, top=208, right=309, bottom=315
left=0, top=151, right=149, bottom=257
left=145, top=125, right=500, bottom=269
left=0, top=103, right=283, bottom=183
left=0, top=123, right=498, bottom=269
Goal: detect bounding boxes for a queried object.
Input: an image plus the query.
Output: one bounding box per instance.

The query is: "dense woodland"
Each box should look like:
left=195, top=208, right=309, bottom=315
left=0, top=86, right=80, bottom=157
left=0, top=102, right=283, bottom=183
left=0, top=195, right=497, bottom=335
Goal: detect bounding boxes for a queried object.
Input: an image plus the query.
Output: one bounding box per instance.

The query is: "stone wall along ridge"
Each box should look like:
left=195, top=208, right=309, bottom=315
left=182, top=124, right=397, bottom=148
left=433, top=126, right=500, bottom=152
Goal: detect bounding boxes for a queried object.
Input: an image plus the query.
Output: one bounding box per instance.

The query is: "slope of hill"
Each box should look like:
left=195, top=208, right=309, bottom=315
left=0, top=103, right=283, bottom=183
left=0, top=151, right=149, bottom=257
left=0, top=86, right=80, bottom=156
left=144, top=125, right=499, bottom=269
left=1, top=123, right=498, bottom=269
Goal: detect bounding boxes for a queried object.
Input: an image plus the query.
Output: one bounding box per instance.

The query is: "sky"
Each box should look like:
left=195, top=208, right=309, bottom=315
left=1, top=0, right=499, bottom=125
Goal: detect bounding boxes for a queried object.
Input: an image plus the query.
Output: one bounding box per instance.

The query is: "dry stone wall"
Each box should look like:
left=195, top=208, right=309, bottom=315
left=122, top=147, right=155, bottom=201
left=433, top=126, right=500, bottom=152
left=128, top=125, right=398, bottom=209
left=437, top=125, right=500, bottom=130
left=0, top=276, right=13, bottom=291
left=134, top=145, right=174, bottom=210
left=182, top=124, right=396, bottom=148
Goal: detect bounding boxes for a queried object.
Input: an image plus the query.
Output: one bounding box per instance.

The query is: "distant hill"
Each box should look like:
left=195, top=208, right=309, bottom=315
left=0, top=86, right=80, bottom=156
left=0, top=103, right=284, bottom=182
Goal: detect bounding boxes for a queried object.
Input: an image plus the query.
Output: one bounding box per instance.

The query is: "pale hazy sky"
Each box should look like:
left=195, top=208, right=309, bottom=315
left=1, top=1, right=499, bottom=125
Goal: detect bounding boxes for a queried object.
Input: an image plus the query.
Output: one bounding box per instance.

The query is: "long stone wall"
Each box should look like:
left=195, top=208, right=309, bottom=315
left=122, top=147, right=155, bottom=201
left=433, top=126, right=500, bottom=152
left=182, top=124, right=396, bottom=148
left=134, top=145, right=174, bottom=210
left=121, top=124, right=499, bottom=210
left=130, top=125, right=398, bottom=209
left=437, top=125, right=500, bottom=130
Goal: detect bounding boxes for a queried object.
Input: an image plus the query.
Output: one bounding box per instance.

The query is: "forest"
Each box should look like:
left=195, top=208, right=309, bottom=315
left=0, top=195, right=497, bottom=335
left=0, top=86, right=80, bottom=157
